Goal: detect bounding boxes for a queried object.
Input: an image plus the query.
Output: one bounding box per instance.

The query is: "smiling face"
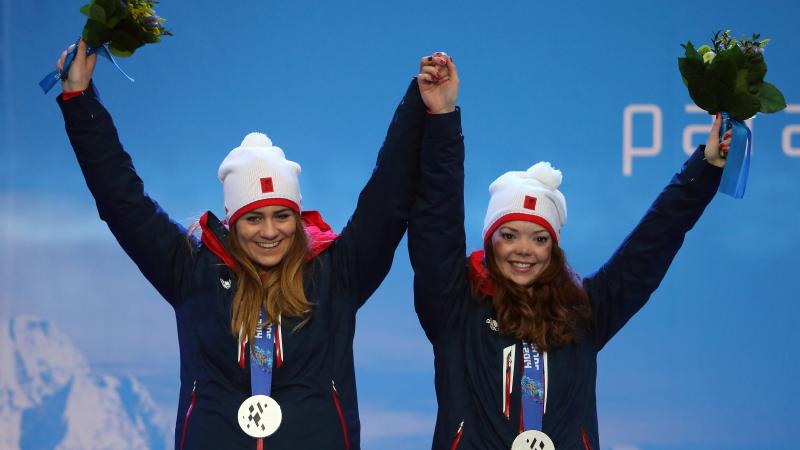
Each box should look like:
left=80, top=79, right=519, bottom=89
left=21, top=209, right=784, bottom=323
left=233, top=205, right=298, bottom=268
left=490, top=220, right=553, bottom=290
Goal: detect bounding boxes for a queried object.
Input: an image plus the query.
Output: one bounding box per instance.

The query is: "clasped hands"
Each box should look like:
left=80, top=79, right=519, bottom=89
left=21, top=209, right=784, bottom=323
left=418, top=52, right=459, bottom=115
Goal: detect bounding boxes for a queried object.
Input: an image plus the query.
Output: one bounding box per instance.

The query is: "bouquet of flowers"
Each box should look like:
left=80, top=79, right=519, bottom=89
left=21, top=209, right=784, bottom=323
left=678, top=30, right=786, bottom=198
left=39, top=0, right=170, bottom=93
left=79, top=0, right=171, bottom=57
left=678, top=30, right=785, bottom=121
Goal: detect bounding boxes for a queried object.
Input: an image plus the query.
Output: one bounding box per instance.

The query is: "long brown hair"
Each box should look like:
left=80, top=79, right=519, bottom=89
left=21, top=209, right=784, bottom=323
left=227, top=213, right=312, bottom=342
left=471, top=240, right=591, bottom=351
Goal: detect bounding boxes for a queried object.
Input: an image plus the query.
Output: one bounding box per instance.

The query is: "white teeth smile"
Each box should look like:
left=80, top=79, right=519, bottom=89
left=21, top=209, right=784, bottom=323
left=256, top=241, right=281, bottom=249
left=511, top=262, right=532, bottom=269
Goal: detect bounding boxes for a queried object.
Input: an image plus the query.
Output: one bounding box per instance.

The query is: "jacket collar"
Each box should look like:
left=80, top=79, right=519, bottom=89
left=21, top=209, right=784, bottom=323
left=468, top=250, right=497, bottom=297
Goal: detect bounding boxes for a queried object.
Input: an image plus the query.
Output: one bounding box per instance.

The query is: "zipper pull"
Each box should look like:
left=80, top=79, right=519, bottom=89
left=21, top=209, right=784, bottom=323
left=331, top=379, right=339, bottom=396
left=192, top=380, right=197, bottom=394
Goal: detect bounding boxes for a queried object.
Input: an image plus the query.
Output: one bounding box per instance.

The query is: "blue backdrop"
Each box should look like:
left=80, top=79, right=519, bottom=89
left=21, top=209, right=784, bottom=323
left=2, top=1, right=798, bottom=449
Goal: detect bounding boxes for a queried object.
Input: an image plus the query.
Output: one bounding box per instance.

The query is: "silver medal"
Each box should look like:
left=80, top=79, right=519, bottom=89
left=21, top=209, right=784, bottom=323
left=511, top=430, right=555, bottom=450
left=237, top=394, right=282, bottom=438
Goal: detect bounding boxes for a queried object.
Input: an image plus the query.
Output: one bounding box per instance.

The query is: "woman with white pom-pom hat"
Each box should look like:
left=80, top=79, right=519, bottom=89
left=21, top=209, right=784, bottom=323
left=409, top=52, right=732, bottom=450
left=54, top=39, right=431, bottom=450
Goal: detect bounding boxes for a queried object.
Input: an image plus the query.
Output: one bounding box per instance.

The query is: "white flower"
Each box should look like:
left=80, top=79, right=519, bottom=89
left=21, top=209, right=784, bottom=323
left=703, top=51, right=716, bottom=64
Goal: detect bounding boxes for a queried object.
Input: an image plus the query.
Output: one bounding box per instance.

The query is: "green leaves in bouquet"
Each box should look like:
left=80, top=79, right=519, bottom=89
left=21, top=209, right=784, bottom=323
left=108, top=20, right=148, bottom=57
left=744, top=53, right=766, bottom=86
left=678, top=31, right=786, bottom=121
left=80, top=3, right=106, bottom=25
left=728, top=91, right=761, bottom=121
left=708, top=47, right=738, bottom=114
left=679, top=41, right=718, bottom=112
left=81, top=19, right=112, bottom=49
left=759, top=82, right=787, bottom=113
left=79, top=0, right=123, bottom=48
left=108, top=33, right=139, bottom=57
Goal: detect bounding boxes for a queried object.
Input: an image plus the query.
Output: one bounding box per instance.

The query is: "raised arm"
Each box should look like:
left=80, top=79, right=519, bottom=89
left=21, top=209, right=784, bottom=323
left=330, top=75, right=428, bottom=307
left=56, top=40, right=194, bottom=306
left=585, top=116, right=731, bottom=349
left=407, top=54, right=467, bottom=343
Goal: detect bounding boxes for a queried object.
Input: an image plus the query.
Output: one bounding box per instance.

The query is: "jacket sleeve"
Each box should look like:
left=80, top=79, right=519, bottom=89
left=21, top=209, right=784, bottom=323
left=330, top=79, right=426, bottom=308
left=584, top=147, right=722, bottom=350
left=407, top=108, right=466, bottom=343
left=57, top=88, right=196, bottom=307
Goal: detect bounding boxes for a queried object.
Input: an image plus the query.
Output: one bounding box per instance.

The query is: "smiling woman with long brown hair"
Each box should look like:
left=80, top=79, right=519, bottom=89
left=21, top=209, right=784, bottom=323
left=475, top=236, right=591, bottom=352
left=54, top=38, right=431, bottom=450
left=409, top=53, right=733, bottom=450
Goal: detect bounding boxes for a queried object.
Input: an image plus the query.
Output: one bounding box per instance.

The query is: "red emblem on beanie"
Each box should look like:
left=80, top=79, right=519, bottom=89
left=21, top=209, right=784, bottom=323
left=260, top=177, right=274, bottom=193
left=524, top=195, right=537, bottom=210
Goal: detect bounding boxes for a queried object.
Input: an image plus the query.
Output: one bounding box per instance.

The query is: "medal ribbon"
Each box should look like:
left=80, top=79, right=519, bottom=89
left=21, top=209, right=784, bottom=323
left=250, top=310, right=282, bottom=397
left=39, top=38, right=135, bottom=94
left=519, top=343, right=547, bottom=433
left=237, top=311, right=282, bottom=447
left=718, top=112, right=752, bottom=199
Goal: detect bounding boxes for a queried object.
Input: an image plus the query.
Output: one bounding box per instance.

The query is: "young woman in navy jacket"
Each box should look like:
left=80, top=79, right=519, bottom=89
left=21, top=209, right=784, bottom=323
left=409, top=53, right=733, bottom=450
left=54, top=39, right=435, bottom=450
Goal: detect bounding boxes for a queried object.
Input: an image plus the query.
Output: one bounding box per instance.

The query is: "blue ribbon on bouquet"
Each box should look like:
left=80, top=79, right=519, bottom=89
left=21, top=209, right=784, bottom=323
left=718, top=112, right=752, bottom=199
left=39, top=39, right=134, bottom=94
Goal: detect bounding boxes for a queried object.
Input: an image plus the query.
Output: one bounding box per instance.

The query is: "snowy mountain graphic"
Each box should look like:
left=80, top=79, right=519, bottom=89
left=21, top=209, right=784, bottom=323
left=0, top=316, right=172, bottom=450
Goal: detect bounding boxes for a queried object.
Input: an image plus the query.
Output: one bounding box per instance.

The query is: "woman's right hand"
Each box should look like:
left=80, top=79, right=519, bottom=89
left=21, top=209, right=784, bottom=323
left=57, top=38, right=97, bottom=92
left=418, top=52, right=459, bottom=114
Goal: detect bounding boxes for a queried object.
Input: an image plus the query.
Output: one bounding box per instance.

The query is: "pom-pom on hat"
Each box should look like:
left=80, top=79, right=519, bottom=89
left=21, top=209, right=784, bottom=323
left=218, top=132, right=302, bottom=224
left=482, top=161, right=567, bottom=242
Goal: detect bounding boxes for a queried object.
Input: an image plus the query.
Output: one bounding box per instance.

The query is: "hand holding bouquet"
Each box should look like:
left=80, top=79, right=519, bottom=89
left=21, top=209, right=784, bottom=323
left=678, top=30, right=786, bottom=198
left=40, top=0, right=171, bottom=94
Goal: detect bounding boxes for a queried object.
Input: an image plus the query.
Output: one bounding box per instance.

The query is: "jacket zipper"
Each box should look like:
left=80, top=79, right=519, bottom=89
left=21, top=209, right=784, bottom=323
left=179, top=381, right=197, bottom=450
left=450, top=420, right=464, bottom=450
left=581, top=427, right=593, bottom=450
left=331, top=380, right=350, bottom=450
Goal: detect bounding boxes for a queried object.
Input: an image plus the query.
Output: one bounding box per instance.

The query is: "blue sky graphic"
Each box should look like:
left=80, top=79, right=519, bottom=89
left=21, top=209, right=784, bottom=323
left=2, top=1, right=800, bottom=449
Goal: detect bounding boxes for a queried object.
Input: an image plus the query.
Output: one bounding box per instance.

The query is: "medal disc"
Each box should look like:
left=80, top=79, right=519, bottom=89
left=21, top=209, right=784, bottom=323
left=511, top=430, right=555, bottom=450
left=237, top=395, right=282, bottom=438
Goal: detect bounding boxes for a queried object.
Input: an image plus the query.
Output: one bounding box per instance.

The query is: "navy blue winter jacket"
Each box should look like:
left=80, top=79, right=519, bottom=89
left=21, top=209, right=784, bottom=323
left=58, top=80, right=426, bottom=450
left=407, top=108, right=722, bottom=449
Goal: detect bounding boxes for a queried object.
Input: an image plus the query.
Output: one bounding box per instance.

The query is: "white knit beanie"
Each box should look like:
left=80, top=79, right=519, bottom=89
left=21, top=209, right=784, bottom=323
left=482, top=161, right=567, bottom=242
left=218, top=132, right=302, bottom=224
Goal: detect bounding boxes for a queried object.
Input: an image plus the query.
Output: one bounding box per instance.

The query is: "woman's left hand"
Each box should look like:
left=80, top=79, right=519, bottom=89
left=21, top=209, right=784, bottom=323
left=418, top=52, right=459, bottom=114
left=704, top=114, right=732, bottom=168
